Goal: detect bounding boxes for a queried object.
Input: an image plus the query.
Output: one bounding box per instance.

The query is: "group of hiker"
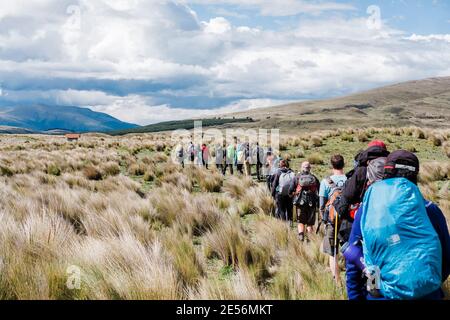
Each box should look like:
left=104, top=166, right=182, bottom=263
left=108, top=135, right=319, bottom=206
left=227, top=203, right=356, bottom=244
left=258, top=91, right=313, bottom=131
left=266, top=140, right=450, bottom=300
left=174, top=136, right=450, bottom=300
left=175, top=138, right=266, bottom=180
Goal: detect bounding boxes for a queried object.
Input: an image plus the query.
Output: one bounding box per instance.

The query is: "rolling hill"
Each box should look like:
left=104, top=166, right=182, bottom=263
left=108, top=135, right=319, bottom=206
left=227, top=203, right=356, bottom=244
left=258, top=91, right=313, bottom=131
left=0, top=104, right=138, bottom=133
left=223, top=76, right=450, bottom=133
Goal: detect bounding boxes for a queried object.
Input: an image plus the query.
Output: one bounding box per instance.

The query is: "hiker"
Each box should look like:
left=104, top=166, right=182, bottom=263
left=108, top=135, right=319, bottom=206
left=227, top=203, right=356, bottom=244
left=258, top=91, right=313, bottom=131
left=253, top=142, right=264, bottom=181
left=201, top=144, right=209, bottom=169
left=319, top=155, right=348, bottom=281
left=175, top=143, right=185, bottom=168
left=267, top=152, right=281, bottom=192
left=188, top=142, right=195, bottom=163
left=244, top=142, right=252, bottom=177
left=333, top=141, right=390, bottom=245
left=344, top=151, right=450, bottom=300
left=195, top=144, right=203, bottom=167
left=215, top=143, right=226, bottom=175
left=265, top=149, right=275, bottom=189
left=236, top=142, right=245, bottom=175
left=226, top=141, right=236, bottom=175
left=272, top=160, right=295, bottom=222
left=290, top=161, right=320, bottom=242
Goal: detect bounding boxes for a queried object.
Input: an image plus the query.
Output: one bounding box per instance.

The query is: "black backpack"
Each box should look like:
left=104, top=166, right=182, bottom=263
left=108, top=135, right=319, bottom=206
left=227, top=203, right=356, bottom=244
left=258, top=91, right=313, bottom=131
left=293, top=174, right=318, bottom=207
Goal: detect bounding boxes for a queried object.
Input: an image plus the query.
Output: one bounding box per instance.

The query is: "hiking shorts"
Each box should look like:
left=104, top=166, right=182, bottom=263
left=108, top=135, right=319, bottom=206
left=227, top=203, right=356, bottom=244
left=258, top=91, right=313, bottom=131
left=297, top=206, right=316, bottom=226
left=322, top=224, right=339, bottom=257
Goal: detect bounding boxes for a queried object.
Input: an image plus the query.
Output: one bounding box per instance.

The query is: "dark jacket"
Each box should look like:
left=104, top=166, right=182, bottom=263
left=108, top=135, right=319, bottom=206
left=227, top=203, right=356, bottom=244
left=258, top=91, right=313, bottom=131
left=336, top=146, right=390, bottom=218
left=346, top=201, right=450, bottom=300
left=271, top=167, right=290, bottom=198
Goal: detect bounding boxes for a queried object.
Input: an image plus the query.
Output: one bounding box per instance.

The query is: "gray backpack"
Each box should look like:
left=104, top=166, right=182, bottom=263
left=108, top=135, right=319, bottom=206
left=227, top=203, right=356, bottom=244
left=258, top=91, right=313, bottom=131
left=278, top=171, right=295, bottom=196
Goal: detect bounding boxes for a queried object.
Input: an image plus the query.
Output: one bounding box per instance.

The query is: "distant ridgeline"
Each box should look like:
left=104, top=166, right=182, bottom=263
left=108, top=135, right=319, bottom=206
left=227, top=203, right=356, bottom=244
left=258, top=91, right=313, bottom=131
left=109, top=118, right=254, bottom=136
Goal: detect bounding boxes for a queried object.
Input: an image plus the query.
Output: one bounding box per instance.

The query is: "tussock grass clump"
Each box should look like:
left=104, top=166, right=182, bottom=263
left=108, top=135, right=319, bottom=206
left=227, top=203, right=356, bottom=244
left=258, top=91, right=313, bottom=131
left=420, top=162, right=449, bottom=183
left=189, top=269, right=264, bottom=300
left=294, top=149, right=305, bottom=159
left=310, top=136, right=323, bottom=147
left=83, top=166, right=103, bottom=181
left=162, top=228, right=204, bottom=288
left=429, top=135, right=443, bottom=147
left=128, top=163, right=146, bottom=176
left=0, top=165, right=14, bottom=177
left=102, top=162, right=121, bottom=176
left=307, top=153, right=324, bottom=165
left=223, top=176, right=255, bottom=198
left=443, top=142, right=450, bottom=158
left=203, top=215, right=272, bottom=283
left=357, top=132, right=369, bottom=143
left=341, top=134, right=354, bottom=142
left=46, top=164, right=62, bottom=176
left=414, top=128, right=426, bottom=139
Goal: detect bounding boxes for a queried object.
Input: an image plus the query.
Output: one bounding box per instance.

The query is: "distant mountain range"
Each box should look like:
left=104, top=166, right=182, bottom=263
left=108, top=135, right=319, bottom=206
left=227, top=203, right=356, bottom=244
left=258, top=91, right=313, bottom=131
left=0, top=105, right=138, bottom=133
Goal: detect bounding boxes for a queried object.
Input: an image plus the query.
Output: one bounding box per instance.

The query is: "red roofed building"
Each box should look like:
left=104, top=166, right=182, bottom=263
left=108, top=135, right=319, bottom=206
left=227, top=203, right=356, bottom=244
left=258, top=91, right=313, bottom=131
left=65, top=133, right=81, bottom=142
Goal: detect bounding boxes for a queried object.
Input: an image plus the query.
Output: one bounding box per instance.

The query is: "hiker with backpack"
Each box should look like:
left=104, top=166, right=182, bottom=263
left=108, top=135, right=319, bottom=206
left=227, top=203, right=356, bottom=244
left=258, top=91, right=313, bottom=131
left=226, top=140, right=236, bottom=175
left=265, top=149, right=275, bottom=190
left=215, top=143, right=226, bottom=175
left=290, top=161, right=320, bottom=242
left=268, top=153, right=281, bottom=193
left=344, top=151, right=450, bottom=300
left=175, top=143, right=185, bottom=168
left=271, top=160, right=295, bottom=222
left=195, top=144, right=203, bottom=167
left=201, top=144, right=209, bottom=169
left=332, top=141, right=390, bottom=253
left=319, top=155, right=348, bottom=282
left=236, top=142, right=245, bottom=175
left=253, top=142, right=264, bottom=181
left=188, top=141, right=195, bottom=164
left=244, top=142, right=252, bottom=177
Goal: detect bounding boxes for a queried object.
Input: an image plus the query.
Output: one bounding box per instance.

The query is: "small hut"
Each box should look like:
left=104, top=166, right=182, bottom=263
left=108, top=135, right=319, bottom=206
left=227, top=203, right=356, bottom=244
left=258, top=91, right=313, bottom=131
left=65, top=133, right=81, bottom=142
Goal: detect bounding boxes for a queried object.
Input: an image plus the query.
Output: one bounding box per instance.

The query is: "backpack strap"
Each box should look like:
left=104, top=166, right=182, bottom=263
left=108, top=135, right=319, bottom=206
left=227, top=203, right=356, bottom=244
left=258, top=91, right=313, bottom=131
left=425, top=201, right=433, bottom=208
left=326, top=176, right=336, bottom=189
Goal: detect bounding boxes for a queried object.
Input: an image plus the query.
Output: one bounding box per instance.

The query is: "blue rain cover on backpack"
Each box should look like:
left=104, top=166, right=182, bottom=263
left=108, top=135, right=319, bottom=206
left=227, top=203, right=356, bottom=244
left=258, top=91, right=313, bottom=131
left=360, top=178, right=442, bottom=299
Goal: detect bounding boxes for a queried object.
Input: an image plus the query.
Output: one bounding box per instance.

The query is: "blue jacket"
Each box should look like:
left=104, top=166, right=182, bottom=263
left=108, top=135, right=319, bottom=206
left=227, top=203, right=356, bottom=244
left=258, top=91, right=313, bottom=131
left=346, top=200, right=450, bottom=300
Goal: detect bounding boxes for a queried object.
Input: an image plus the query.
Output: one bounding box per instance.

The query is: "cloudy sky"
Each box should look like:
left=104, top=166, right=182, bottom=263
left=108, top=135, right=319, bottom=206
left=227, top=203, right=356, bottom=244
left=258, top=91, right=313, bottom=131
left=0, top=0, right=449, bottom=125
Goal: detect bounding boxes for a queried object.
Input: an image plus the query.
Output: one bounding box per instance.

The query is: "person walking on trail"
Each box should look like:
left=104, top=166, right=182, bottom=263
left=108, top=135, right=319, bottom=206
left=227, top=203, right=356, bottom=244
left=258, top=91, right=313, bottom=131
left=319, top=155, right=348, bottom=281
left=272, top=160, right=295, bottom=222
left=195, top=144, right=203, bottom=167
left=226, top=141, right=236, bottom=175
left=244, top=142, right=252, bottom=177
left=344, top=151, right=450, bottom=300
left=290, top=161, right=320, bottom=242
left=215, top=143, right=226, bottom=175
left=188, top=141, right=195, bottom=163
left=175, top=143, right=185, bottom=168
left=265, top=149, right=275, bottom=189
left=333, top=141, right=390, bottom=247
left=236, top=142, right=245, bottom=175
left=268, top=152, right=281, bottom=192
left=254, top=142, right=264, bottom=181
left=201, top=144, right=209, bottom=169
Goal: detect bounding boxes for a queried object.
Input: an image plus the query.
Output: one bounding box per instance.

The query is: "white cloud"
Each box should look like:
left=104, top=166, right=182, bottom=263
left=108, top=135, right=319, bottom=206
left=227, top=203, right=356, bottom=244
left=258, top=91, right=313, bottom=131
left=405, top=34, right=450, bottom=43
left=90, top=95, right=292, bottom=124
left=203, top=17, right=232, bottom=34
left=1, top=0, right=450, bottom=125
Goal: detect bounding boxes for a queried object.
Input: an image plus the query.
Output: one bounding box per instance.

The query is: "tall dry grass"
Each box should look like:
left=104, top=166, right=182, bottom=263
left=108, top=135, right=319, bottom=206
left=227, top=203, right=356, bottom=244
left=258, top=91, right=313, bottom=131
left=0, top=127, right=447, bottom=300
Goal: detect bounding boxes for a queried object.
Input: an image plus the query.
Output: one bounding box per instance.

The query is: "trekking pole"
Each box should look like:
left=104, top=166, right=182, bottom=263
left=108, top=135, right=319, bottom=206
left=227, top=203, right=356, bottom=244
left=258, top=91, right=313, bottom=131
left=291, top=207, right=295, bottom=228
left=333, top=212, right=339, bottom=286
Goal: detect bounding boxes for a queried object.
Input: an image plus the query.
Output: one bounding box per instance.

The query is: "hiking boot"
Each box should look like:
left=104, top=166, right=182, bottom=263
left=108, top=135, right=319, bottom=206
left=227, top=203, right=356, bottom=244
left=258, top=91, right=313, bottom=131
left=298, top=233, right=305, bottom=242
